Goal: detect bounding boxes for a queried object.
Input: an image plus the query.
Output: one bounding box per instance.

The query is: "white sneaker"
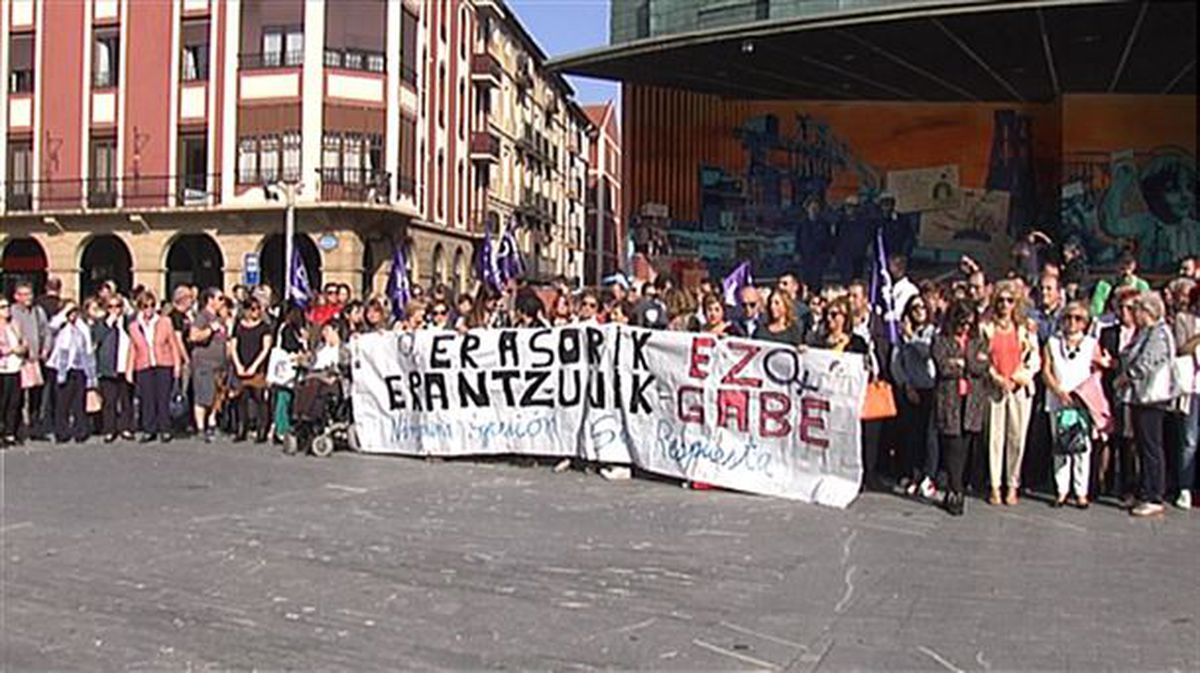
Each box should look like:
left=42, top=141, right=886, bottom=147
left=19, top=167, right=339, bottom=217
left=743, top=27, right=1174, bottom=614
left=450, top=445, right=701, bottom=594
left=600, top=465, right=632, bottom=481
left=1174, top=489, right=1192, bottom=510
left=1131, top=502, right=1166, bottom=517
left=553, top=458, right=572, bottom=473
left=919, top=476, right=938, bottom=500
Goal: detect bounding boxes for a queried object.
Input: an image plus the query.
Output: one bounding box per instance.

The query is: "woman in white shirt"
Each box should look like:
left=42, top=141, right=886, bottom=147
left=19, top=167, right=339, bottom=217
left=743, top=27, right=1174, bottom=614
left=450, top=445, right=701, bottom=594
left=1043, top=301, right=1110, bottom=508
left=0, top=298, right=28, bottom=446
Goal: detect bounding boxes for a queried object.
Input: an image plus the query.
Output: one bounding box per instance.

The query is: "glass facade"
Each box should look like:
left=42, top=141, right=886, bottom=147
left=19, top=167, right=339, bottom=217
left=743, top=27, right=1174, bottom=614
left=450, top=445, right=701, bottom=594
left=611, top=0, right=958, bottom=44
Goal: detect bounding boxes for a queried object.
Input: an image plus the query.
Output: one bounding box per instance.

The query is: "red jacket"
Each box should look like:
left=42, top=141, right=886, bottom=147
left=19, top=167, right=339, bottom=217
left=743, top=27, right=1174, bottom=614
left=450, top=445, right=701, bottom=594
left=127, top=314, right=182, bottom=374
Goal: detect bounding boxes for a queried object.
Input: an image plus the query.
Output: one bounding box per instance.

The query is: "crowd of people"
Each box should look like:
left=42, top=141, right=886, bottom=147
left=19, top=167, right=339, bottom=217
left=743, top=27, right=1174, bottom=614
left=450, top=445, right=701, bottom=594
left=1, top=232, right=1198, bottom=519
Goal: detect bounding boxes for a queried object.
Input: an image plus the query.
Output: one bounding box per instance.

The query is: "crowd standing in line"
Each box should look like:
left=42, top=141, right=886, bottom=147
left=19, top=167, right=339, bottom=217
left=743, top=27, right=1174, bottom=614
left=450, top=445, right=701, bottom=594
left=2, top=232, right=1200, bottom=519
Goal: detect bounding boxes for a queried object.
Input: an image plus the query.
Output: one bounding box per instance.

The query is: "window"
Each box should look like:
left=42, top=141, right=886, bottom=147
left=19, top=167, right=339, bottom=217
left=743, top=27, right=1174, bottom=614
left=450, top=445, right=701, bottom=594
left=438, top=64, right=446, bottom=128
left=179, top=133, right=208, bottom=198
left=399, top=114, right=417, bottom=196
left=459, top=7, right=468, bottom=60
left=6, top=141, right=33, bottom=210
left=321, top=132, right=382, bottom=185
left=8, top=34, right=34, bottom=93
left=343, top=135, right=363, bottom=184
left=236, top=132, right=300, bottom=185
left=90, top=136, right=117, bottom=207
left=238, top=138, right=258, bottom=184
left=437, top=150, right=445, bottom=219
left=282, top=131, right=301, bottom=182
left=262, top=26, right=302, bottom=67
left=181, top=19, right=209, bottom=81
left=258, top=136, right=280, bottom=182
left=400, top=8, right=418, bottom=86
left=93, top=28, right=120, bottom=88
left=322, top=134, right=341, bottom=181
left=458, top=79, right=466, bottom=139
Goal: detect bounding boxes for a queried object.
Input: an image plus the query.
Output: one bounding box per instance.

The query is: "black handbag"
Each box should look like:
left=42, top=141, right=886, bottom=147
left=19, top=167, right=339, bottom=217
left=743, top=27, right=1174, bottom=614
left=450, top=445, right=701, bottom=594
left=169, top=378, right=189, bottom=420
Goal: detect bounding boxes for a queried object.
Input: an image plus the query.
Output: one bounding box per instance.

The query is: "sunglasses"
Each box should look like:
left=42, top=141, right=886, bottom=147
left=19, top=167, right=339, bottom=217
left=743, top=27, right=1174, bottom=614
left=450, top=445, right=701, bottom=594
left=432, top=309, right=448, bottom=316
left=1065, top=314, right=1088, bottom=323
left=744, top=302, right=759, bottom=309
left=996, top=297, right=1015, bottom=305
left=827, top=311, right=845, bottom=318
left=581, top=301, right=598, bottom=308
left=108, top=302, right=123, bottom=309
left=0, top=303, right=9, bottom=309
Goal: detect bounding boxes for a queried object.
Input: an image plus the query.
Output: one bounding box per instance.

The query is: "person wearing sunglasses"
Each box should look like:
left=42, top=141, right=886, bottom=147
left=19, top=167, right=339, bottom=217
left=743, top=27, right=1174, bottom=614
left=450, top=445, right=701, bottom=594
left=979, top=279, right=1040, bottom=506
left=575, top=291, right=601, bottom=324
left=429, top=301, right=452, bottom=330
left=1095, top=286, right=1142, bottom=502
left=92, top=293, right=135, bottom=442
left=1042, top=301, right=1110, bottom=508
left=47, top=302, right=98, bottom=444
left=128, top=291, right=184, bottom=443
left=0, top=298, right=29, bottom=446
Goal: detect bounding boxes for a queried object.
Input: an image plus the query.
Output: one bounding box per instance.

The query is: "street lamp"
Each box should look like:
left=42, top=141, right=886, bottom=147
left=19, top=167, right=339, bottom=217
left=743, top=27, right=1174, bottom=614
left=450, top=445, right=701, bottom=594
left=263, top=180, right=301, bottom=303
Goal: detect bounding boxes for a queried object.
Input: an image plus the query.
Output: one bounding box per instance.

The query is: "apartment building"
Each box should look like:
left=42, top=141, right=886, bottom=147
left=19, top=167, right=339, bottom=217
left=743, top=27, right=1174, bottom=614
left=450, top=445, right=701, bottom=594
left=582, top=101, right=620, bottom=283
left=469, top=0, right=588, bottom=284
left=0, top=0, right=592, bottom=300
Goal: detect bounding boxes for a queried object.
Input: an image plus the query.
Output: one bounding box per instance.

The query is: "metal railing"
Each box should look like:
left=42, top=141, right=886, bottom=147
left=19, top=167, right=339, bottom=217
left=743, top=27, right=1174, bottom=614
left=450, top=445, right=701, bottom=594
left=323, top=48, right=386, bottom=73
left=8, top=70, right=34, bottom=94
left=319, top=167, right=391, bottom=203
left=239, top=51, right=304, bottom=70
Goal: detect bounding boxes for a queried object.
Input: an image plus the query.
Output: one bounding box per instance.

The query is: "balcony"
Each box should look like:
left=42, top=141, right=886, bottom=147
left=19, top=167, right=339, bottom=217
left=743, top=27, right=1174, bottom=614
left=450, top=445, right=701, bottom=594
left=239, top=51, right=304, bottom=70
left=320, top=167, right=391, bottom=204
left=323, top=48, right=386, bottom=74
left=87, top=184, right=117, bottom=209
left=470, top=53, right=502, bottom=88
left=5, top=188, right=32, bottom=211
left=517, top=190, right=552, bottom=224
left=8, top=69, right=34, bottom=94
left=469, top=131, right=500, bottom=163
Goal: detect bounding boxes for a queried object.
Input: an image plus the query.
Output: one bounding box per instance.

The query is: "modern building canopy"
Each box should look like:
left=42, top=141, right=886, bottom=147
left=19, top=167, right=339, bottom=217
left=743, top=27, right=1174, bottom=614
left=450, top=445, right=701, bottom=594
left=549, top=0, right=1196, bottom=101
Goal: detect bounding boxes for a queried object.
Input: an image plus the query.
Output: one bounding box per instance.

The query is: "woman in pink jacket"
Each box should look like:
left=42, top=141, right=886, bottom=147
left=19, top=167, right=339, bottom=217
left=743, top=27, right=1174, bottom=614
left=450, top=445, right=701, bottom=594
left=126, top=291, right=182, bottom=442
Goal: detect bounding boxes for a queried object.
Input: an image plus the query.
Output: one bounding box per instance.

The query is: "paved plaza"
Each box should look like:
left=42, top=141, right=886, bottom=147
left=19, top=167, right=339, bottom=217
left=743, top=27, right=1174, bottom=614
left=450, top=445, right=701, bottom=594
left=1, top=440, right=1197, bottom=671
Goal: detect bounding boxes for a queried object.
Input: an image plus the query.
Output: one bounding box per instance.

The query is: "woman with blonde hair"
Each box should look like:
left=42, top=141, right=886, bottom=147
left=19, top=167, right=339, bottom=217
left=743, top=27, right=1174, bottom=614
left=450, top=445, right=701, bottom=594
left=979, top=278, right=1041, bottom=505
left=756, top=289, right=804, bottom=346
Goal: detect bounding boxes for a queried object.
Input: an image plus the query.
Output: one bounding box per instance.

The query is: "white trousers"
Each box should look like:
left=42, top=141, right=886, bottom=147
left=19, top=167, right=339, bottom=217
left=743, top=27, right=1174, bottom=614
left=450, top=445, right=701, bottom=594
left=987, top=389, right=1032, bottom=489
left=1053, top=451, right=1091, bottom=498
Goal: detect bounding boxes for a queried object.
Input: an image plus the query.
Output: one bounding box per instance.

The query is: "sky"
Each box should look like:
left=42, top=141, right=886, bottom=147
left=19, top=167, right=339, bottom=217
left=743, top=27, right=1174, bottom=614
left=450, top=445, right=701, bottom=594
left=506, top=0, right=619, bottom=106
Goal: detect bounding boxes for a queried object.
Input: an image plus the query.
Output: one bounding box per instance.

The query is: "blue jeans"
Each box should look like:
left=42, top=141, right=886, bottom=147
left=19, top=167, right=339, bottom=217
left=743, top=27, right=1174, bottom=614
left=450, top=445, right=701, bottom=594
left=1182, top=394, right=1200, bottom=492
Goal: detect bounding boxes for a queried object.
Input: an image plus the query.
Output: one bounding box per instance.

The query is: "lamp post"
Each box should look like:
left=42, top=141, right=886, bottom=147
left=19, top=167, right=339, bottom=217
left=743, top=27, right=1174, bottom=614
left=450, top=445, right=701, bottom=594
left=265, top=180, right=301, bottom=303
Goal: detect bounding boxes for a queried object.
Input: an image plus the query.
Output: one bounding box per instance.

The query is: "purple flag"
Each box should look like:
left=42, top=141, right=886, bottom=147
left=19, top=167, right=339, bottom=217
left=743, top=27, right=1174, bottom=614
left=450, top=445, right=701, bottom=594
left=386, top=243, right=411, bottom=319
left=722, top=261, right=752, bottom=307
left=288, top=244, right=311, bottom=308
left=871, top=226, right=900, bottom=345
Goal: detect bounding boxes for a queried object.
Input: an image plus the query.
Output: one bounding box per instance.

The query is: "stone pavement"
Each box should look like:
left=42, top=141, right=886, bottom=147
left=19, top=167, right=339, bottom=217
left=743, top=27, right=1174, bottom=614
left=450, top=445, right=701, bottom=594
left=1, top=439, right=1197, bottom=671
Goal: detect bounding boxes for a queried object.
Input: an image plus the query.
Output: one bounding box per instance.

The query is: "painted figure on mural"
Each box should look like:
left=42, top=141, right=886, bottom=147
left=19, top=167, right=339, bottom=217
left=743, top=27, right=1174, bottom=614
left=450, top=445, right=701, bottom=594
left=796, top=193, right=833, bottom=291
left=876, top=192, right=918, bottom=262
left=1101, top=150, right=1198, bottom=271
left=833, top=195, right=872, bottom=285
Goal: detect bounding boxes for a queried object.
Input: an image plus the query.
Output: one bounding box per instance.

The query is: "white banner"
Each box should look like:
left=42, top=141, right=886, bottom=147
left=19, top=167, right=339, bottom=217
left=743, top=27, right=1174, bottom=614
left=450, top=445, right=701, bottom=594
left=352, top=326, right=867, bottom=507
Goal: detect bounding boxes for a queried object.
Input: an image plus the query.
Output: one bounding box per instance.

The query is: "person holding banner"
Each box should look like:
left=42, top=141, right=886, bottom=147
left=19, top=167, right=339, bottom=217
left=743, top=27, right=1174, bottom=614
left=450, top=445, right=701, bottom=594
left=979, top=280, right=1040, bottom=506
left=820, top=296, right=869, bottom=356
left=755, top=290, right=804, bottom=346
left=701, top=294, right=744, bottom=338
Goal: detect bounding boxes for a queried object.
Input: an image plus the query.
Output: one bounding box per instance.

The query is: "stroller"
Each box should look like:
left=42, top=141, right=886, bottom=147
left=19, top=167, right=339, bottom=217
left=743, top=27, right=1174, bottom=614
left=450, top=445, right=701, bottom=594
left=283, top=360, right=357, bottom=457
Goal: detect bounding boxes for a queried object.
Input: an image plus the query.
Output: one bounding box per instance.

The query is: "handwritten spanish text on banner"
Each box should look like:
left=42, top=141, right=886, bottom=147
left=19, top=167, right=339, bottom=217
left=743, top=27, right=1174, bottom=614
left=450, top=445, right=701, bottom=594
left=352, top=326, right=867, bottom=507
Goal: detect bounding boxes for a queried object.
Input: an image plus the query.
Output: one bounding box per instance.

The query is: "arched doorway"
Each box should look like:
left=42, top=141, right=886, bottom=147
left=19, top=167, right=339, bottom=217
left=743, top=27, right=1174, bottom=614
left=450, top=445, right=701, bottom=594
left=79, top=235, right=133, bottom=298
left=431, top=243, right=446, bottom=287
left=0, top=237, right=48, bottom=297
left=166, top=234, right=224, bottom=296
left=260, top=234, right=321, bottom=303
left=452, top=246, right=466, bottom=296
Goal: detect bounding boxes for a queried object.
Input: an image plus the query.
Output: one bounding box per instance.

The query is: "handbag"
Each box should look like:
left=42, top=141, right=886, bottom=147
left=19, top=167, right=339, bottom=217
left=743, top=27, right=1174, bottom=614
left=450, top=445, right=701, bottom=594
left=85, top=389, right=103, bottom=414
left=861, top=380, right=898, bottom=420
left=1170, top=356, right=1195, bottom=415
left=19, top=361, right=43, bottom=389
left=266, top=347, right=298, bottom=388
left=1053, top=406, right=1090, bottom=455
left=169, top=378, right=189, bottom=420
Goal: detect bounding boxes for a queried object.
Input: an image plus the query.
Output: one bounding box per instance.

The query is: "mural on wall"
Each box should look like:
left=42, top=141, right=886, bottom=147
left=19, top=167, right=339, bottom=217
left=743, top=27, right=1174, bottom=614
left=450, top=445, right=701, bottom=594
left=661, top=109, right=1036, bottom=280
left=1060, top=147, right=1197, bottom=272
